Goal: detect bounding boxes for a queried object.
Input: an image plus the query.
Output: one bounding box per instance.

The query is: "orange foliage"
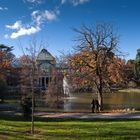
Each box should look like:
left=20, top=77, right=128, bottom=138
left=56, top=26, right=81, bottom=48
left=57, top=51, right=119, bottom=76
left=69, top=51, right=125, bottom=90
left=0, top=51, right=13, bottom=77
left=107, top=57, right=125, bottom=83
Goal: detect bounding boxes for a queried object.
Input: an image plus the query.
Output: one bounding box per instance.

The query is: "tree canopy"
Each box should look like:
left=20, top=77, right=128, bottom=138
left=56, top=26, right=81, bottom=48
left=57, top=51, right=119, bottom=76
left=0, top=76, right=7, bottom=102
left=68, top=23, right=124, bottom=110
left=0, top=44, right=14, bottom=77
left=134, top=49, right=140, bottom=85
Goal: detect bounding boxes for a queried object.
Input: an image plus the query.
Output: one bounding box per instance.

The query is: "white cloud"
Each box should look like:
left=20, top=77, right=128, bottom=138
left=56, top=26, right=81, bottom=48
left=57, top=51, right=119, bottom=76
left=6, top=21, right=22, bottom=30
left=61, top=0, right=90, bottom=6
left=10, top=26, right=40, bottom=39
left=31, top=10, right=42, bottom=25
left=0, top=7, right=8, bottom=11
left=61, top=0, right=66, bottom=4
left=5, top=9, right=58, bottom=39
left=6, top=20, right=40, bottom=39
left=44, top=10, right=57, bottom=21
left=24, top=0, right=43, bottom=4
left=31, top=10, right=57, bottom=25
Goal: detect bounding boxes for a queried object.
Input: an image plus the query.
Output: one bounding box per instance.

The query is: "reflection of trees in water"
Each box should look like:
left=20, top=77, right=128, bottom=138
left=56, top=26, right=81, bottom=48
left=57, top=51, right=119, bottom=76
left=103, top=92, right=140, bottom=109
left=63, top=92, right=140, bottom=111
left=63, top=76, right=70, bottom=96
left=45, top=69, right=64, bottom=108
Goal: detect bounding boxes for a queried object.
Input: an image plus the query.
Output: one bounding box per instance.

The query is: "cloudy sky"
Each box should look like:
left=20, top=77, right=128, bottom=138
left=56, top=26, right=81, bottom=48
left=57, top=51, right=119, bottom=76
left=0, top=0, right=140, bottom=59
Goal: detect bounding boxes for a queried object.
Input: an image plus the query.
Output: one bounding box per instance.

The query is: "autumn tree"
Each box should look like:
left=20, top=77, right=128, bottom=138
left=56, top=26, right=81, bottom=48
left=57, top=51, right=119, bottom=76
left=0, top=44, right=14, bottom=77
left=121, top=59, right=136, bottom=87
left=0, top=77, right=7, bottom=103
left=0, top=44, right=15, bottom=101
left=46, top=69, right=64, bottom=108
left=18, top=55, right=33, bottom=96
left=18, top=39, right=42, bottom=134
left=69, top=24, right=123, bottom=110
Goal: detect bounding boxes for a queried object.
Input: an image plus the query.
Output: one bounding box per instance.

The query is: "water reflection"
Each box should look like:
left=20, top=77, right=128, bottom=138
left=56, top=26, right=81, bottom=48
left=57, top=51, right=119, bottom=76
left=63, top=92, right=140, bottom=112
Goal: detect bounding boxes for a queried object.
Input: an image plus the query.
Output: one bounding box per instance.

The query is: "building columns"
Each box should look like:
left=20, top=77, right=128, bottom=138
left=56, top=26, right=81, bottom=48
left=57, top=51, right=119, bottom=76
left=39, top=76, right=49, bottom=90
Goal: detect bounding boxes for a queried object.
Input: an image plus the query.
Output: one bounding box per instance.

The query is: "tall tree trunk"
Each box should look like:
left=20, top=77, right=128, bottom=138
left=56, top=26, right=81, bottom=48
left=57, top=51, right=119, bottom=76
left=31, top=69, right=34, bottom=134
left=98, top=72, right=103, bottom=111
left=98, top=89, right=103, bottom=111
left=31, top=85, right=34, bottom=134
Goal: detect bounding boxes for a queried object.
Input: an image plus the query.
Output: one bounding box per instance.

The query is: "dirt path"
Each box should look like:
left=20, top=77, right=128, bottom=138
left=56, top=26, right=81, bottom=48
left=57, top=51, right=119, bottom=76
left=0, top=103, right=140, bottom=119
left=0, top=110, right=140, bottom=119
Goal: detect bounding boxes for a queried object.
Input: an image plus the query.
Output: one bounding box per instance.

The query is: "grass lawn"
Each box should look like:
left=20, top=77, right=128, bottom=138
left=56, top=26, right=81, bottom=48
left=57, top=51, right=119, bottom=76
left=0, top=115, right=140, bottom=140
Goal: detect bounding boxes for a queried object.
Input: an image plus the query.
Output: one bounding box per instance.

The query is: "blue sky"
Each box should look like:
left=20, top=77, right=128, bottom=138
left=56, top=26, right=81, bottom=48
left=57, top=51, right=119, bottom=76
left=0, top=0, right=140, bottom=59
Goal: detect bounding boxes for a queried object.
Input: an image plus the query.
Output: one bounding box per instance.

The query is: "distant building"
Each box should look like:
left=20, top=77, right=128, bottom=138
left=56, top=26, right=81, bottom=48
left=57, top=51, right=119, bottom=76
left=137, top=49, right=140, bottom=53
left=36, top=49, right=56, bottom=91
left=7, top=48, right=69, bottom=96
left=136, top=49, right=140, bottom=61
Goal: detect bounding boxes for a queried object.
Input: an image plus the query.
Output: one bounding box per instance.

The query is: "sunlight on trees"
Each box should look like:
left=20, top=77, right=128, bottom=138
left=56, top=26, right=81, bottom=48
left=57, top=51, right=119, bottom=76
left=68, top=23, right=124, bottom=110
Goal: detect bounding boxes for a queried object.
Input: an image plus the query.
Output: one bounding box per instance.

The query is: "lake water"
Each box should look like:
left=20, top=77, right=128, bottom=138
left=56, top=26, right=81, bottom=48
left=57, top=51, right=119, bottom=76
left=63, top=92, right=140, bottom=112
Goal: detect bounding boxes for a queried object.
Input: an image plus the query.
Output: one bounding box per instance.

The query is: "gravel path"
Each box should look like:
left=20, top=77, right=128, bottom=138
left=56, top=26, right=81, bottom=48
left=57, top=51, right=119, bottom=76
left=36, top=112, right=140, bottom=119
left=0, top=104, right=140, bottom=119
left=0, top=111, right=140, bottom=119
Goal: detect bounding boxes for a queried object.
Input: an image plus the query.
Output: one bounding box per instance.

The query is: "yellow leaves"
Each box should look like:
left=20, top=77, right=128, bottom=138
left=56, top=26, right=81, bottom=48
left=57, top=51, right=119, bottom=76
left=69, top=49, right=125, bottom=85
left=80, top=60, right=83, bottom=65
left=85, top=53, right=90, bottom=57
left=69, top=51, right=98, bottom=76
left=89, top=59, right=96, bottom=68
left=71, top=61, right=75, bottom=67
left=107, top=57, right=125, bottom=83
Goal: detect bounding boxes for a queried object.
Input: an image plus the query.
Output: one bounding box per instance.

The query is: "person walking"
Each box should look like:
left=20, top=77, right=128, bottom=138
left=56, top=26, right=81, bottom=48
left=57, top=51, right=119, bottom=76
left=91, top=99, right=95, bottom=113
left=95, top=99, right=100, bottom=113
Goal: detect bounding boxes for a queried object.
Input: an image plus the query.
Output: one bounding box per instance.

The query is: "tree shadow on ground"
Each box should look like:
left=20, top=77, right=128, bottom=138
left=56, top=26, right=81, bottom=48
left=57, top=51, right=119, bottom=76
left=0, top=113, right=140, bottom=122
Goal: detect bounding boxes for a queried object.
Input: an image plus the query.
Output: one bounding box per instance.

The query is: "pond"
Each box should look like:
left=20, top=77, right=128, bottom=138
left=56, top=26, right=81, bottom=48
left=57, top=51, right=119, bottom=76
left=63, top=91, right=140, bottom=112
left=4, top=89, right=140, bottom=113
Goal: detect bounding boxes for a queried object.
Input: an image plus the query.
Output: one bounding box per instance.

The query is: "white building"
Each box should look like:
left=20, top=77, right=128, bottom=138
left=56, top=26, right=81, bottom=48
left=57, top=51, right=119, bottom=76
left=36, top=49, right=56, bottom=91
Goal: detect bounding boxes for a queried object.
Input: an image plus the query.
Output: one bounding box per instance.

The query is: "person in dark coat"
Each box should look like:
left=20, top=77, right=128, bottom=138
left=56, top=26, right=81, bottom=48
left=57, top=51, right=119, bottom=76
left=95, top=99, right=100, bottom=113
left=91, top=99, right=95, bottom=113
left=21, top=97, right=32, bottom=118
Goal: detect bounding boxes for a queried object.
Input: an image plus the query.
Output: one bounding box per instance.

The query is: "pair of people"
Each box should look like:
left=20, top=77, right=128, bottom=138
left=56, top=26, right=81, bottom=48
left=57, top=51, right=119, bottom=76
left=91, top=99, right=100, bottom=113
